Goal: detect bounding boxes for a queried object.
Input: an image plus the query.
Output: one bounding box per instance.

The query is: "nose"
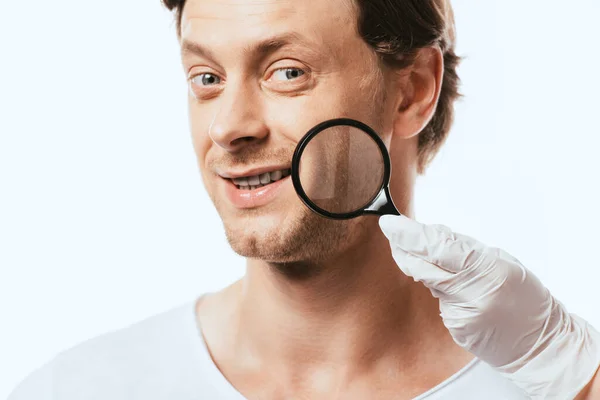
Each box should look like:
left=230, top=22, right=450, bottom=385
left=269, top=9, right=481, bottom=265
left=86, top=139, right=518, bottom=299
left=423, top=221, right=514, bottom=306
left=208, top=84, right=269, bottom=153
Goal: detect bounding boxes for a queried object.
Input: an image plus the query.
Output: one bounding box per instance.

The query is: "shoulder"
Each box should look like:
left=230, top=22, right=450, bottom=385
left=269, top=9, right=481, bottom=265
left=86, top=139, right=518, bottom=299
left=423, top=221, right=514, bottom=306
left=8, top=301, right=207, bottom=400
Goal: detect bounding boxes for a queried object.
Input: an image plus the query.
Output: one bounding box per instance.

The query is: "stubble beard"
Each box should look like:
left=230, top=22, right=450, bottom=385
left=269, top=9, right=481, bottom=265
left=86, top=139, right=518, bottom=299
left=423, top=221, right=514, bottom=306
left=229, top=202, right=349, bottom=259
left=212, top=190, right=365, bottom=279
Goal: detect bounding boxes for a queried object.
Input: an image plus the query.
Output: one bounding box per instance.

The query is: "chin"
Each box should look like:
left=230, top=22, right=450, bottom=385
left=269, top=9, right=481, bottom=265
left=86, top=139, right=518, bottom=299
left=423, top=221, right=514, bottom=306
left=222, top=205, right=350, bottom=264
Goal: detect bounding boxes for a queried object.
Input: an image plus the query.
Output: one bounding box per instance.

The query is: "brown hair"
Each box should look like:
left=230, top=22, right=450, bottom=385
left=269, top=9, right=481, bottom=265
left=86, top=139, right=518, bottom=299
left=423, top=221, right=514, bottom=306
left=162, top=0, right=461, bottom=174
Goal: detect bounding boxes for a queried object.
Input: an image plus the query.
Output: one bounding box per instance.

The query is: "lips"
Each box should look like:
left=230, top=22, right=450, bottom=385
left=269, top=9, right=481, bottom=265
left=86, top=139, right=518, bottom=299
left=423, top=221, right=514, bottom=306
left=223, top=173, right=291, bottom=209
left=216, top=163, right=293, bottom=208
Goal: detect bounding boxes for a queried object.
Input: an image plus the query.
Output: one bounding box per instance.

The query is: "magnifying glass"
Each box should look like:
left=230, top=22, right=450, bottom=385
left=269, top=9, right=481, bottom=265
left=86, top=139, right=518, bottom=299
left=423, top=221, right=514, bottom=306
left=291, top=118, right=401, bottom=220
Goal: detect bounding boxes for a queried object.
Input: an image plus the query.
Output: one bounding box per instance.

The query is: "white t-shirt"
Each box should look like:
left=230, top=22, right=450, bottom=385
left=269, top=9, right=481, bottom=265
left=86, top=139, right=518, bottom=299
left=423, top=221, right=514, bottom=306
left=8, top=301, right=528, bottom=399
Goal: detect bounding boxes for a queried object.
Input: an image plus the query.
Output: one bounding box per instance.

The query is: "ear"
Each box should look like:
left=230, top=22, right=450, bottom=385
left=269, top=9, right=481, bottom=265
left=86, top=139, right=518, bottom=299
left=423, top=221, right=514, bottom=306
left=391, top=47, right=444, bottom=139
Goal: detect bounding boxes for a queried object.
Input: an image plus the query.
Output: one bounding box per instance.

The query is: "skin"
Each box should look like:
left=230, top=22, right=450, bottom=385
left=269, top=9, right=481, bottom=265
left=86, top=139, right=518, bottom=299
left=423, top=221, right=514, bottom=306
left=576, top=368, right=600, bottom=400
left=180, top=0, right=475, bottom=398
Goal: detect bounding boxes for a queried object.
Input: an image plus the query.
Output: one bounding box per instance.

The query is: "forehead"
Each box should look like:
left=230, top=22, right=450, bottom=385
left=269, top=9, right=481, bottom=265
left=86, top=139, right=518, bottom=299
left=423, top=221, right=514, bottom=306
left=180, top=0, right=359, bottom=51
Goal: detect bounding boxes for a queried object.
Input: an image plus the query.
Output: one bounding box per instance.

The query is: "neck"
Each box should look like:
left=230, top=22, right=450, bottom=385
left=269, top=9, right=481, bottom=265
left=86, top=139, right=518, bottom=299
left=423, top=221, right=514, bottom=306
left=230, top=217, right=450, bottom=372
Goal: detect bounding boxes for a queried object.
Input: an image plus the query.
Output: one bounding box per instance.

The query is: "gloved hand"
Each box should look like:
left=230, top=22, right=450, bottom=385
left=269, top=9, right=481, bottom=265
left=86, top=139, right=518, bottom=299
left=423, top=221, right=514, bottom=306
left=379, top=214, right=600, bottom=400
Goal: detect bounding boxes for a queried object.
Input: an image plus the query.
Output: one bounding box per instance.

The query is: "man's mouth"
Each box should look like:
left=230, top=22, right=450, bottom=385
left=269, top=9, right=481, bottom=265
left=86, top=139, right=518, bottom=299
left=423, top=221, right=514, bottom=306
left=230, top=168, right=291, bottom=190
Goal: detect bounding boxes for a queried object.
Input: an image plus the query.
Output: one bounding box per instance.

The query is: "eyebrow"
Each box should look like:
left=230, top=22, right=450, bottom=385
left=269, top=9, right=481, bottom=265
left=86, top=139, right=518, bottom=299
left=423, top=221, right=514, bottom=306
left=181, top=32, right=319, bottom=62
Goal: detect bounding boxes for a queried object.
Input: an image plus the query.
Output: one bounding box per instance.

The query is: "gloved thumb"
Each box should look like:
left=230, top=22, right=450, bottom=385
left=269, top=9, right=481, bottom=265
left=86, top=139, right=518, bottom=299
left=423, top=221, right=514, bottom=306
left=378, top=214, right=411, bottom=240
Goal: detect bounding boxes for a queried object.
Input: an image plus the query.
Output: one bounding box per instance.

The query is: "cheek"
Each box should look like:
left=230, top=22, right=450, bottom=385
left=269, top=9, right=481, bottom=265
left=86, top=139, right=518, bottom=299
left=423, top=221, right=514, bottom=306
left=262, top=92, right=350, bottom=142
left=273, top=83, right=378, bottom=128
left=191, top=131, right=211, bottom=164
left=263, top=97, right=314, bottom=140
left=188, top=100, right=215, bottom=166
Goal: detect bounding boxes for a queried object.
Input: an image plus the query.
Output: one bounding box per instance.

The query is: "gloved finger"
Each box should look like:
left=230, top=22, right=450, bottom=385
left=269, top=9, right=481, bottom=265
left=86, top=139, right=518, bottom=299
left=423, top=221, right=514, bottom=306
left=379, top=215, right=485, bottom=273
left=387, top=245, right=458, bottom=293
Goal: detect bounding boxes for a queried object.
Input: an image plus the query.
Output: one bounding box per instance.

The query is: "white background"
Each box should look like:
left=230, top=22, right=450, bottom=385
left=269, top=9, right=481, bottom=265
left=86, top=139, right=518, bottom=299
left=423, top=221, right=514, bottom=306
left=1, top=1, right=599, bottom=397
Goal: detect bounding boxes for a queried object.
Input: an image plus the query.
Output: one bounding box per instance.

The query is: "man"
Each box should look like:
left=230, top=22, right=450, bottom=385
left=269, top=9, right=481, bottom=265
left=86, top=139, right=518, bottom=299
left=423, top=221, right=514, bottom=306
left=8, top=0, right=600, bottom=399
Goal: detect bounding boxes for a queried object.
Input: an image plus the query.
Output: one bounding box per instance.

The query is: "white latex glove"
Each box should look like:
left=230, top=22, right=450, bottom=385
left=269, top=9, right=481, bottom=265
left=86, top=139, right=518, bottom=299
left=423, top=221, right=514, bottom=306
left=379, top=214, right=600, bottom=400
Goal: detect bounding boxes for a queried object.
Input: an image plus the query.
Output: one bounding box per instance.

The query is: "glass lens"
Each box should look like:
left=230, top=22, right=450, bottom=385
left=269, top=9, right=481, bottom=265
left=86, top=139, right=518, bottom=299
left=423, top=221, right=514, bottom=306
left=298, top=124, right=385, bottom=215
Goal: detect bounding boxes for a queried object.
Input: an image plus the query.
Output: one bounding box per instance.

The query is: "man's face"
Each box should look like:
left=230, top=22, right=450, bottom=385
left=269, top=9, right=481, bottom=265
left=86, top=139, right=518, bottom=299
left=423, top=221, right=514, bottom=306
left=180, top=0, right=392, bottom=264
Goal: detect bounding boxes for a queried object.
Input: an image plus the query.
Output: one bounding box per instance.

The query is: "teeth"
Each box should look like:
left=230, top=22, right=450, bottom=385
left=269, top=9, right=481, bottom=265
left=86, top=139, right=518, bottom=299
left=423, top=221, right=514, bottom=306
left=233, top=168, right=291, bottom=190
left=232, top=177, right=249, bottom=186
left=259, top=173, right=271, bottom=184
left=270, top=170, right=282, bottom=181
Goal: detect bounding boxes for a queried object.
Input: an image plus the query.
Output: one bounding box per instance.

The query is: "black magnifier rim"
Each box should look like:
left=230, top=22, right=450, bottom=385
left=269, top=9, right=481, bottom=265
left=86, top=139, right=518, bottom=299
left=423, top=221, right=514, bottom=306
left=291, top=118, right=392, bottom=220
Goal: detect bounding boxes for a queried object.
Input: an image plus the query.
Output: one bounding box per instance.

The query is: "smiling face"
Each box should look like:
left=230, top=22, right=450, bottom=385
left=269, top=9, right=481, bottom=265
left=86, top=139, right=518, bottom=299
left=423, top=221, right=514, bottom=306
left=180, top=0, right=396, bottom=264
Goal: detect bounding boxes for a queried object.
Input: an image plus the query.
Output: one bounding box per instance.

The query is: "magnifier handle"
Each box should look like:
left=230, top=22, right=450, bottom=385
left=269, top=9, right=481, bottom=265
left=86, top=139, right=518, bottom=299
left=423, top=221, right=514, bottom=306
left=363, top=187, right=401, bottom=216
left=376, top=200, right=401, bottom=216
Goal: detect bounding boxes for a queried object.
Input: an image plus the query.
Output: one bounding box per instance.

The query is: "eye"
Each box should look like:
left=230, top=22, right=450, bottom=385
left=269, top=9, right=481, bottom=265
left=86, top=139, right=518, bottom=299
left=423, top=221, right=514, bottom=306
left=271, top=68, right=305, bottom=82
left=191, top=73, right=221, bottom=86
